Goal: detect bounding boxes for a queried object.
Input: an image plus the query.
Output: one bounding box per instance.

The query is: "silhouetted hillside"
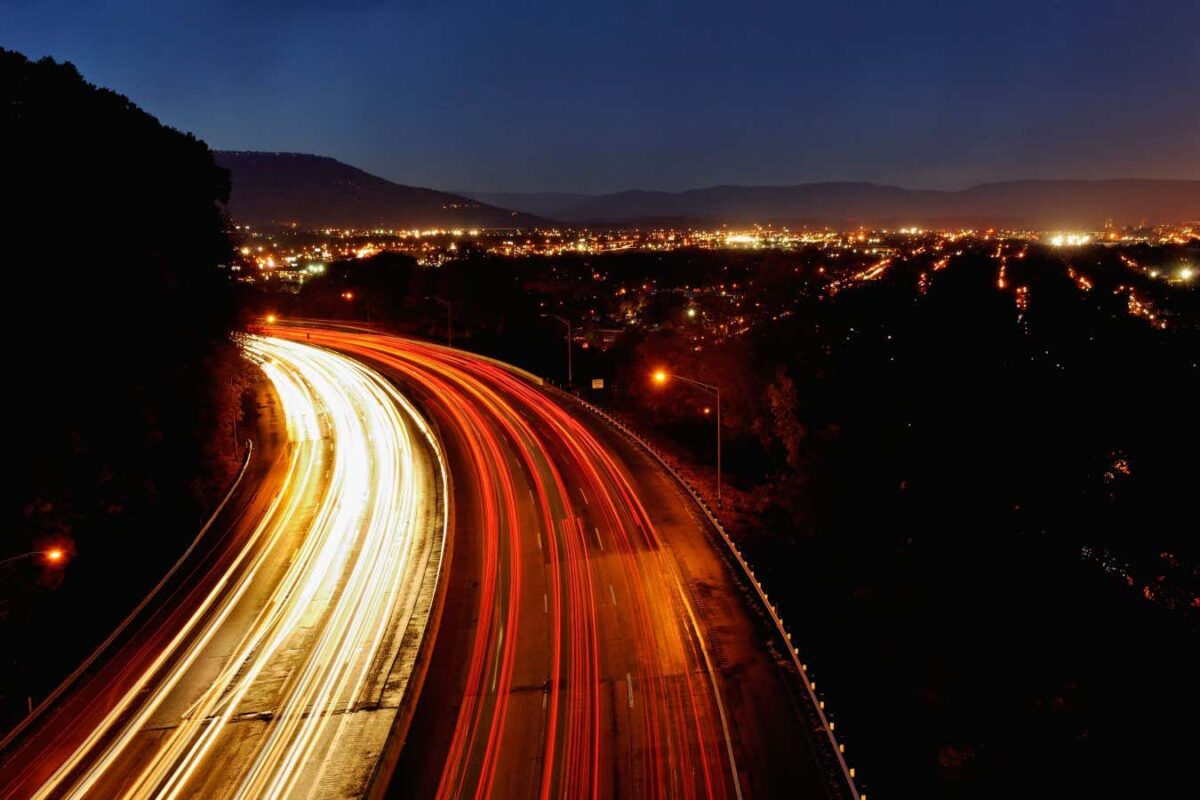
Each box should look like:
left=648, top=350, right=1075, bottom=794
left=216, top=152, right=541, bottom=229
left=3, top=48, right=245, bottom=725
left=462, top=191, right=592, bottom=219
left=463, top=180, right=1200, bottom=228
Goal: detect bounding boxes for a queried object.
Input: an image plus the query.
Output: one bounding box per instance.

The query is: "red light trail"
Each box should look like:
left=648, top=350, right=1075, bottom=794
left=283, top=327, right=742, bottom=799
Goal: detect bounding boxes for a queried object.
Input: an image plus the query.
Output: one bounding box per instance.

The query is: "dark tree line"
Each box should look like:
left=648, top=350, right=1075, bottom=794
left=2, top=50, right=247, bottom=725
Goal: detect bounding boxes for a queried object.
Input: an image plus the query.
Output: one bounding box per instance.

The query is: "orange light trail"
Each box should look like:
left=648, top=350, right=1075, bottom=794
left=15, top=337, right=447, bottom=800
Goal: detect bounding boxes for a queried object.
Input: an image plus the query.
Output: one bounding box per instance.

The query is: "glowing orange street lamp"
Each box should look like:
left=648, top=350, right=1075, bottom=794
left=651, top=368, right=723, bottom=509
left=0, top=548, right=69, bottom=571
left=265, top=313, right=278, bottom=324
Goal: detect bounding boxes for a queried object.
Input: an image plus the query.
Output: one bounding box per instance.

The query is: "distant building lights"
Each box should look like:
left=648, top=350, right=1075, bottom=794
left=1048, top=233, right=1091, bottom=247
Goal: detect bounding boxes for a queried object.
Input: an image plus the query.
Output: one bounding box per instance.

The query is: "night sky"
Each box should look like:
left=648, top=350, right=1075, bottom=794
left=3, top=0, right=1197, bottom=193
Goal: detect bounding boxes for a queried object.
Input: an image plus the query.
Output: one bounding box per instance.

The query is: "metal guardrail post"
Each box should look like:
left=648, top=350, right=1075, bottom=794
left=563, top=394, right=863, bottom=800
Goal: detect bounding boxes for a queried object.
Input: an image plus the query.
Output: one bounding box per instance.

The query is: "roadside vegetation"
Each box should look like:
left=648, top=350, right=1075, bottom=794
left=2, top=49, right=247, bottom=727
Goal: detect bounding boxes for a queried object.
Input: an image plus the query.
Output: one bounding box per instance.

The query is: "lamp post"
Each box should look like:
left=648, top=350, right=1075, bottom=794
left=652, top=369, right=722, bottom=509
left=0, top=548, right=66, bottom=572
left=426, top=296, right=454, bottom=347
left=541, top=314, right=573, bottom=387
left=342, top=290, right=370, bottom=324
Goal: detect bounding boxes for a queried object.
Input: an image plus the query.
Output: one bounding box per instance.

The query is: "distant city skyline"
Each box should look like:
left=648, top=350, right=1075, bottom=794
left=3, top=0, right=1198, bottom=193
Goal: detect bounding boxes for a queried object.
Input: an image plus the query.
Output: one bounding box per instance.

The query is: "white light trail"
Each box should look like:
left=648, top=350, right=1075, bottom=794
left=33, top=336, right=446, bottom=799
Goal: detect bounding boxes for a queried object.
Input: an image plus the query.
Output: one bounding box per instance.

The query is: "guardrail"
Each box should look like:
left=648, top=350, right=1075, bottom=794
left=283, top=325, right=866, bottom=798
left=556, top=391, right=865, bottom=800
left=0, top=440, right=255, bottom=758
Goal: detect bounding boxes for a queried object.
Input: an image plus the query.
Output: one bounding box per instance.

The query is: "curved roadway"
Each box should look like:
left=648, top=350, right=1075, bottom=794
left=0, top=336, right=447, bottom=799
left=283, top=326, right=837, bottom=800
left=2, top=325, right=841, bottom=799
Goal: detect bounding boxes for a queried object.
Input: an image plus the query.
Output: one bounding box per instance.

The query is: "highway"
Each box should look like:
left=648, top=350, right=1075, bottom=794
left=0, top=336, right=447, bottom=799
left=282, top=326, right=838, bottom=800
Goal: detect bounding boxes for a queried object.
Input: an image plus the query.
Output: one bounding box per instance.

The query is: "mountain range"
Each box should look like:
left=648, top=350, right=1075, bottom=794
left=465, top=180, right=1200, bottom=229
left=214, top=151, right=541, bottom=229
left=214, top=151, right=1198, bottom=230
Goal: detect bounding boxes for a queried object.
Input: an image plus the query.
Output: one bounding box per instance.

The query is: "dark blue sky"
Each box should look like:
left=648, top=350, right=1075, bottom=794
left=4, top=0, right=1197, bottom=193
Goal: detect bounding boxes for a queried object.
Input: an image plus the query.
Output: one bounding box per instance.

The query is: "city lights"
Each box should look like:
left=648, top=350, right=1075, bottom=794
left=724, top=234, right=758, bottom=246
left=223, top=221, right=1195, bottom=290
left=9, top=11, right=1199, bottom=799
left=1048, top=233, right=1092, bottom=247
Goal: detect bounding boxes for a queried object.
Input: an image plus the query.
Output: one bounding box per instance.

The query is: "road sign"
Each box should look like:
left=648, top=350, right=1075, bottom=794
left=591, top=378, right=604, bottom=390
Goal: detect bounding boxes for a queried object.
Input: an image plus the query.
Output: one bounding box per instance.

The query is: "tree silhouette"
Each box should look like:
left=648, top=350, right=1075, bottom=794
left=2, top=49, right=243, bottom=726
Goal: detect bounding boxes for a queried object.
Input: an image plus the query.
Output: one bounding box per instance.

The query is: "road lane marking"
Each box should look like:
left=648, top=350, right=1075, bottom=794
left=491, top=624, right=504, bottom=694
left=608, top=585, right=617, bottom=606
left=577, top=487, right=588, bottom=505
left=30, top=336, right=449, bottom=799
left=626, top=673, right=634, bottom=708
left=672, top=568, right=746, bottom=800
left=593, top=526, right=604, bottom=551
left=543, top=593, right=548, bottom=614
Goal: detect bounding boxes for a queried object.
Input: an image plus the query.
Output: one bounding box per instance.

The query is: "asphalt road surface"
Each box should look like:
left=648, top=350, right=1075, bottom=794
left=0, top=336, right=446, bottom=799
left=282, top=326, right=838, bottom=800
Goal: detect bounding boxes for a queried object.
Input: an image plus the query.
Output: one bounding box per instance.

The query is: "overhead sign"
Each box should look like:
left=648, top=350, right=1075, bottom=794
left=591, top=378, right=605, bottom=390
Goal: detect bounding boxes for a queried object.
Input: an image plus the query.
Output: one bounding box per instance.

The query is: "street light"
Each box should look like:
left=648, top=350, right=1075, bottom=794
left=0, top=548, right=68, bottom=571
left=426, top=296, right=454, bottom=347
left=651, top=368, right=723, bottom=508
left=541, top=314, right=573, bottom=387
left=342, top=290, right=371, bottom=323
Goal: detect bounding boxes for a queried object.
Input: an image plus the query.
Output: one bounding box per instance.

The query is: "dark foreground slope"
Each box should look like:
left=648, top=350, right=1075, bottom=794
left=2, top=49, right=246, bottom=728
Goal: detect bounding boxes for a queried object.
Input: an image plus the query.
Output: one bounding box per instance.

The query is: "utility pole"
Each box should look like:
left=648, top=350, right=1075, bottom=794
left=540, top=314, right=573, bottom=387
left=427, top=296, right=454, bottom=347
left=652, top=370, right=723, bottom=508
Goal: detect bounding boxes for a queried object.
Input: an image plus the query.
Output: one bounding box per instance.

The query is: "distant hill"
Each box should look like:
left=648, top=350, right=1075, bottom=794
left=462, top=191, right=593, bottom=219
left=461, top=180, right=1200, bottom=228
left=215, top=152, right=540, bottom=229
left=220, top=150, right=1197, bottom=229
